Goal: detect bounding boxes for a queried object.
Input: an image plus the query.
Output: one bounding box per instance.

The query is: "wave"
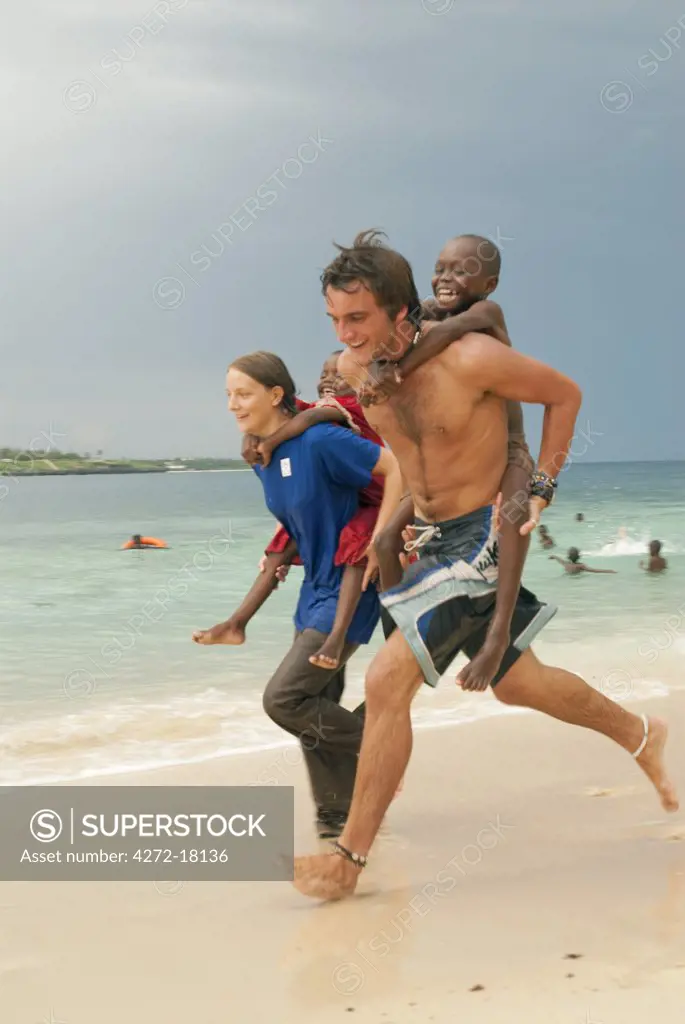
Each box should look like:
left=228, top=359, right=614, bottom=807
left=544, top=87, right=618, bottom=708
left=0, top=689, right=272, bottom=786
left=584, top=528, right=679, bottom=558
left=0, top=676, right=673, bottom=787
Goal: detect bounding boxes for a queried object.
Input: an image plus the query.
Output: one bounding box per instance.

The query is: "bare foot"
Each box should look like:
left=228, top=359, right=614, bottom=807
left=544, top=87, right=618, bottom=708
left=635, top=716, right=679, bottom=813
left=308, top=635, right=345, bottom=671
left=293, top=854, right=361, bottom=901
left=192, top=620, right=245, bottom=646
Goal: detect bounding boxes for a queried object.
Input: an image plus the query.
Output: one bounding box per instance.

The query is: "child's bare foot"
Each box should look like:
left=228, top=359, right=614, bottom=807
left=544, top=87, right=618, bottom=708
left=309, top=634, right=345, bottom=670
left=192, top=620, right=246, bottom=645
left=634, top=716, right=679, bottom=813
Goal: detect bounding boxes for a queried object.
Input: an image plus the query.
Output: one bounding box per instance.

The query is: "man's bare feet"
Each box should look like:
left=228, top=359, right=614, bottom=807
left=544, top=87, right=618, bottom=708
left=635, top=716, right=679, bottom=813
left=192, top=620, right=246, bottom=646
left=293, top=853, right=361, bottom=901
left=308, top=634, right=345, bottom=671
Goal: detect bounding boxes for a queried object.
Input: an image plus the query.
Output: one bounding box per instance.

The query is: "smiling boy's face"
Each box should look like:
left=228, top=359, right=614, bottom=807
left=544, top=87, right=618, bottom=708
left=431, top=237, right=499, bottom=313
left=317, top=353, right=354, bottom=399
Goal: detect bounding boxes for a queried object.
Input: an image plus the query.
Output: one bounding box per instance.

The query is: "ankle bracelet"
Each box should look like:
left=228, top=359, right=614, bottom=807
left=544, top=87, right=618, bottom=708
left=332, top=841, right=368, bottom=869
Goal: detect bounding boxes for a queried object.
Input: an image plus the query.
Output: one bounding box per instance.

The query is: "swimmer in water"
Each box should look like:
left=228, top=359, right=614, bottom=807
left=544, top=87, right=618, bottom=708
left=640, top=540, right=667, bottom=574
left=549, top=547, right=617, bottom=576
left=538, top=524, right=555, bottom=549
left=575, top=512, right=584, bottom=522
left=122, top=535, right=169, bottom=550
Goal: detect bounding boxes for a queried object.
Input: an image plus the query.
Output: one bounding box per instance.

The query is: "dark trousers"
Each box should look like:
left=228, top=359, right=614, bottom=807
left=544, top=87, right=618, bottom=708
left=262, top=613, right=397, bottom=815
left=262, top=629, right=364, bottom=814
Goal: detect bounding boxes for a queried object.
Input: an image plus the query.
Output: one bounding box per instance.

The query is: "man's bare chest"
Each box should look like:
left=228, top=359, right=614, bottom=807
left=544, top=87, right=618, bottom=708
left=369, top=365, right=475, bottom=448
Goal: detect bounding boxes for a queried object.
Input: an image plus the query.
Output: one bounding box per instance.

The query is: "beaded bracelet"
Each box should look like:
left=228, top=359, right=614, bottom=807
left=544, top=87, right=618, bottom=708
left=332, top=841, right=368, bottom=869
left=530, top=470, right=557, bottom=505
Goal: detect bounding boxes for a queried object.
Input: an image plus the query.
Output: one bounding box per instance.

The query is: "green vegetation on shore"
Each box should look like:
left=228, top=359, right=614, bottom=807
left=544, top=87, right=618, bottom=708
left=0, top=448, right=246, bottom=477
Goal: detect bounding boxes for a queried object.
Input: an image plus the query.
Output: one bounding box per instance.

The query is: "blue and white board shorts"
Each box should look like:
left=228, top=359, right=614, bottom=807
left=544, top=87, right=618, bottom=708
left=379, top=505, right=557, bottom=687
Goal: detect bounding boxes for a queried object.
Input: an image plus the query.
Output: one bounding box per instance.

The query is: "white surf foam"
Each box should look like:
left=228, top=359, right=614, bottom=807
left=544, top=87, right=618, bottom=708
left=584, top=527, right=679, bottom=558
left=1, top=676, right=673, bottom=787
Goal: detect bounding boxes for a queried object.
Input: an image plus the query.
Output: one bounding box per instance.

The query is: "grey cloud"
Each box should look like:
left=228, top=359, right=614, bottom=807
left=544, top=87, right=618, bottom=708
left=2, top=0, right=682, bottom=458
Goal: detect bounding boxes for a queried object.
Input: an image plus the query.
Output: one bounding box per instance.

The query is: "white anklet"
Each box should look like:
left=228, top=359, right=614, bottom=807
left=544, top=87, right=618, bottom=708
left=632, top=713, right=649, bottom=759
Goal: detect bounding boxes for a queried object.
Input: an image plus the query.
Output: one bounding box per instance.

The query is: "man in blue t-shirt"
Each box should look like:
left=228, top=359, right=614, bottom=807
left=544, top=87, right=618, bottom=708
left=195, top=421, right=402, bottom=839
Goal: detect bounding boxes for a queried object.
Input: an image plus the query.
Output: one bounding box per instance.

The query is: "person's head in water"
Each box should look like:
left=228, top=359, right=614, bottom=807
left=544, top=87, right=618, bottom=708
left=567, top=547, right=581, bottom=564
left=649, top=539, right=662, bottom=556
left=431, top=235, right=501, bottom=315
left=321, top=229, right=422, bottom=366
left=575, top=512, right=584, bottom=522
left=317, top=350, right=356, bottom=400
left=132, top=534, right=142, bottom=547
left=227, top=352, right=297, bottom=437
left=537, top=524, right=554, bottom=548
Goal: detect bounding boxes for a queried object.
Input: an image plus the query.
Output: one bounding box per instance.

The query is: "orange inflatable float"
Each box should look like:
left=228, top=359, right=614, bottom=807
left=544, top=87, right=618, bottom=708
left=122, top=535, right=168, bottom=549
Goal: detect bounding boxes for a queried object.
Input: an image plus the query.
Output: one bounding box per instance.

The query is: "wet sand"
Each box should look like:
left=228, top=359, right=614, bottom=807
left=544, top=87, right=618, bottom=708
left=1, top=691, right=684, bottom=1023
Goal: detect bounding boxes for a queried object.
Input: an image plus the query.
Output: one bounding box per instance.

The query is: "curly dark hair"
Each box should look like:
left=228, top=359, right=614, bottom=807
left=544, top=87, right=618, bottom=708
left=321, top=229, right=423, bottom=326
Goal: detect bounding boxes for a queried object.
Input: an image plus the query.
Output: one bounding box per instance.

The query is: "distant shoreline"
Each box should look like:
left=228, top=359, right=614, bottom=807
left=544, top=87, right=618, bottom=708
left=3, top=467, right=166, bottom=478
left=0, top=455, right=247, bottom=478
left=1, top=466, right=250, bottom=478
left=3, top=451, right=684, bottom=481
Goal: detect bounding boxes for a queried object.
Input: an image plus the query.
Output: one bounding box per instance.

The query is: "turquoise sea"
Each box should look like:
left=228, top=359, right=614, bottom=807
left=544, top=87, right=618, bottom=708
left=1, top=462, right=683, bottom=785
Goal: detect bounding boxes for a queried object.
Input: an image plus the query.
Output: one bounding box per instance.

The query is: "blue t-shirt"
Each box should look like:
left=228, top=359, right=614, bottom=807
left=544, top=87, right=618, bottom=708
left=254, top=423, right=382, bottom=644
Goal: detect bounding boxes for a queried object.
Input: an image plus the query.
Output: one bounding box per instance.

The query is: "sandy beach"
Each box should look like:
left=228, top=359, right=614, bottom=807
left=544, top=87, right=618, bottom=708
left=2, top=689, right=684, bottom=1024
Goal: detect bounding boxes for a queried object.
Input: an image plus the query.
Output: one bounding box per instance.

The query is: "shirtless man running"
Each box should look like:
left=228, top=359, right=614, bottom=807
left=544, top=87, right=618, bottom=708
left=293, top=230, right=678, bottom=901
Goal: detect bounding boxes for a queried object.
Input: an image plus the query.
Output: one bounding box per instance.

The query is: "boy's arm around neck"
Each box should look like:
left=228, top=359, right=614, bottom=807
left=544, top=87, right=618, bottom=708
left=398, top=300, right=506, bottom=377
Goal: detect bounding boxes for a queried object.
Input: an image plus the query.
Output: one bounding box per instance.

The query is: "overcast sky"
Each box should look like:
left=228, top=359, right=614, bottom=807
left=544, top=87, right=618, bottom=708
left=2, top=0, right=683, bottom=460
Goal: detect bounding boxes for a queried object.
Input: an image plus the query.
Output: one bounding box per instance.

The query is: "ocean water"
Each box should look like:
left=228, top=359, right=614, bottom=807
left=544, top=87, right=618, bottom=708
left=1, top=462, right=683, bottom=785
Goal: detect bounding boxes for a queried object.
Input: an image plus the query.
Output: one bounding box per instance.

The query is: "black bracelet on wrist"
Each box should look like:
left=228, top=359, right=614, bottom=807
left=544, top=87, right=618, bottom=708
left=332, top=841, right=368, bottom=869
left=530, top=471, right=557, bottom=504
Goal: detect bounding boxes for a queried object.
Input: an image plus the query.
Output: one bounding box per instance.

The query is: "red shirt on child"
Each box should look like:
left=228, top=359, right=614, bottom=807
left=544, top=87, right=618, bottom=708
left=265, top=396, right=384, bottom=566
